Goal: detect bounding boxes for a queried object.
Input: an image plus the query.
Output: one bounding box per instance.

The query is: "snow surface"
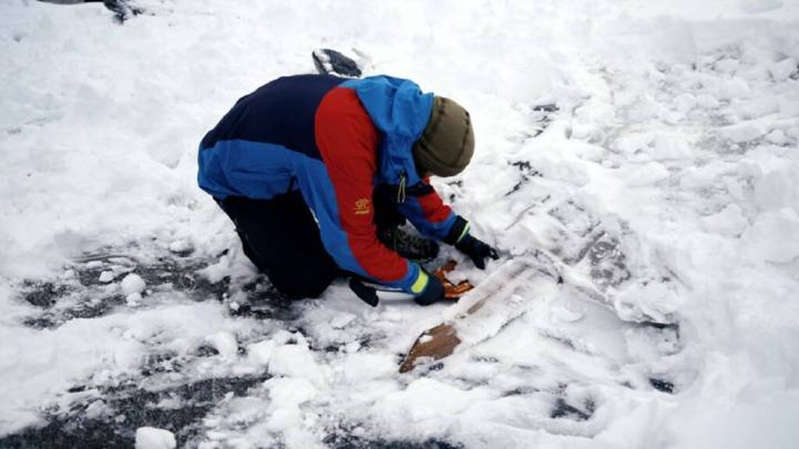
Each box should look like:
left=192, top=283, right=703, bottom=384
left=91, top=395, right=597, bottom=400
left=1, top=0, right=799, bottom=448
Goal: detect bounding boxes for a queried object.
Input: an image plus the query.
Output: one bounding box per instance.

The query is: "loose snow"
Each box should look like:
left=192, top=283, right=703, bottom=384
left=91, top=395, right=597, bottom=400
left=1, top=0, right=798, bottom=448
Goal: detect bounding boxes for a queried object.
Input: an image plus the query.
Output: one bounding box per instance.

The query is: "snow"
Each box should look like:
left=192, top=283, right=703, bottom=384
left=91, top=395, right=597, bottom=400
left=378, top=378, right=490, bottom=423
left=98, top=270, right=115, bottom=283
left=1, top=0, right=799, bottom=448
left=168, top=239, right=193, bottom=255
left=120, top=273, right=146, bottom=297
left=268, top=342, right=325, bottom=385
left=135, top=426, right=176, bottom=449
left=120, top=272, right=146, bottom=305
left=204, top=331, right=239, bottom=359
left=246, top=339, right=276, bottom=366
left=742, top=208, right=799, bottom=262
left=329, top=312, right=356, bottom=329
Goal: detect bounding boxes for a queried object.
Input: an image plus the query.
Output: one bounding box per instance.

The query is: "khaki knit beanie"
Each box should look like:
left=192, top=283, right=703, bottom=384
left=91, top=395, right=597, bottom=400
left=412, top=96, right=474, bottom=177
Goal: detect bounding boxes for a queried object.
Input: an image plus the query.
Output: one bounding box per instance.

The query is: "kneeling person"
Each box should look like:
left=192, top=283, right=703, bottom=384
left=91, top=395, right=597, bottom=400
left=197, top=74, right=497, bottom=305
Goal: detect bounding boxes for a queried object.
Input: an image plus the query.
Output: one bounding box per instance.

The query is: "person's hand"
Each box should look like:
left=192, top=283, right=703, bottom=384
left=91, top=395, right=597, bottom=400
left=455, top=234, right=499, bottom=269
left=414, top=272, right=445, bottom=306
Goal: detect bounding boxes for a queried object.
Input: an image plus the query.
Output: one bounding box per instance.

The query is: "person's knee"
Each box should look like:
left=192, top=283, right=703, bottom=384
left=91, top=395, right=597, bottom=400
left=272, top=269, right=335, bottom=299
left=267, top=259, right=339, bottom=299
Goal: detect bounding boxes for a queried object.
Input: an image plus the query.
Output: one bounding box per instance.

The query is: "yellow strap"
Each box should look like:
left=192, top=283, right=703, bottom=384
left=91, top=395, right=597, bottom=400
left=410, top=270, right=428, bottom=294
left=397, top=176, right=407, bottom=203
left=455, top=223, right=470, bottom=244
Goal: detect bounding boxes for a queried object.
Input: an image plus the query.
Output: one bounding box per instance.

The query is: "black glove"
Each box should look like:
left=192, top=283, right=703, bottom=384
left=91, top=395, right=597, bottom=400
left=414, top=273, right=445, bottom=306
left=455, top=234, right=499, bottom=269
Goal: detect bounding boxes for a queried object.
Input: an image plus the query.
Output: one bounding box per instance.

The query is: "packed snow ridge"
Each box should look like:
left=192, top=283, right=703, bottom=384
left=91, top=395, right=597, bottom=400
left=1, top=1, right=798, bottom=448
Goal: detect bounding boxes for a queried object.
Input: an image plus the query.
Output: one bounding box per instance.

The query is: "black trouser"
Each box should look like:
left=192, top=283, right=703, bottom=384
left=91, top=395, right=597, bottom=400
left=217, top=186, right=406, bottom=299
left=217, top=190, right=339, bottom=299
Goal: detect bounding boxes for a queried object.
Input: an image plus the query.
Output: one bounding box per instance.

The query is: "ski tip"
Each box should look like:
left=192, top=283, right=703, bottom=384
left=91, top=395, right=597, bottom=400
left=399, top=323, right=461, bottom=373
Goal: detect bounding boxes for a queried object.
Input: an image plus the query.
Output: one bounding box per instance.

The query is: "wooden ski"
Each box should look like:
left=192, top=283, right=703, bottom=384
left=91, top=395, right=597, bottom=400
left=399, top=256, right=561, bottom=373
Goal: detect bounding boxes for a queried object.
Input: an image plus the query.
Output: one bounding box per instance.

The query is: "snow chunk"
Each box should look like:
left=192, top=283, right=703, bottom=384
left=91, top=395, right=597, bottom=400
left=197, top=255, right=233, bottom=284
left=743, top=208, right=799, bottom=263
left=272, top=329, right=304, bottom=345
left=716, top=77, right=750, bottom=100
left=696, top=94, right=720, bottom=109
left=247, top=339, right=276, bottom=366
left=120, top=273, right=146, bottom=296
left=625, top=162, right=670, bottom=187
left=98, top=271, right=114, bottom=283
left=718, top=122, right=765, bottom=143
left=168, top=239, right=193, bottom=255
left=551, top=304, right=584, bottom=323
left=701, top=204, right=749, bottom=237
left=340, top=352, right=396, bottom=383
left=735, top=97, right=779, bottom=120
left=263, top=377, right=319, bottom=444
left=715, top=58, right=739, bottom=74
left=378, top=378, right=487, bottom=422
left=266, top=377, right=318, bottom=408
left=329, top=312, right=356, bottom=329
left=765, top=129, right=789, bottom=145
left=121, top=273, right=146, bottom=304
left=613, top=281, right=681, bottom=323
left=652, top=135, right=693, bottom=160
left=673, top=93, right=696, bottom=114
left=613, top=133, right=652, bottom=155
left=204, top=332, right=238, bottom=359
left=85, top=400, right=109, bottom=420
left=135, top=427, right=176, bottom=449
left=269, top=344, right=320, bottom=381
left=770, top=57, right=797, bottom=81
left=754, top=169, right=798, bottom=212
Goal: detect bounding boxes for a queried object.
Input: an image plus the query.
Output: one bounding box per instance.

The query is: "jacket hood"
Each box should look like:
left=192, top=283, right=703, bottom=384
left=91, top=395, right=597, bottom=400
left=341, top=76, right=434, bottom=187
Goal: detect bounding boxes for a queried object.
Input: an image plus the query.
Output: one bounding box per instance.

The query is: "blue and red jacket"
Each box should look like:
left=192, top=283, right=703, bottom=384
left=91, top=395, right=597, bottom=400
left=198, top=75, right=468, bottom=294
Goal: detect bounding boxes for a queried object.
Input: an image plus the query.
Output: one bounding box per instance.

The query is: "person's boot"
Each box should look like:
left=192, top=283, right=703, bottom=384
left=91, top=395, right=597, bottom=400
left=377, top=227, right=439, bottom=262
